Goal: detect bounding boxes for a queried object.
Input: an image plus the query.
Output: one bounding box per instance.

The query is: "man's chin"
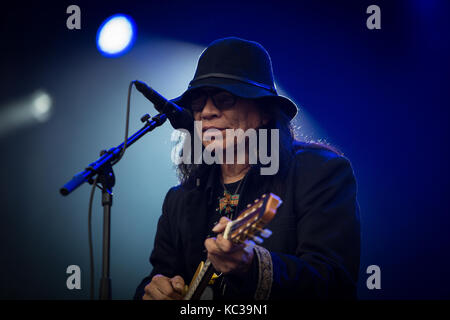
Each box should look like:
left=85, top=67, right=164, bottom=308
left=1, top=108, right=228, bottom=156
left=202, top=141, right=238, bottom=155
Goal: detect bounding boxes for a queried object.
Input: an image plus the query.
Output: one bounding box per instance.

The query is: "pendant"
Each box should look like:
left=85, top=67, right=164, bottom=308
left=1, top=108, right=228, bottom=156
left=219, top=190, right=239, bottom=216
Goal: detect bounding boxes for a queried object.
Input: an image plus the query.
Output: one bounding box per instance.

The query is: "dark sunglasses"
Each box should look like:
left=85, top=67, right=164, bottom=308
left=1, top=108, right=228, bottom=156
left=187, top=89, right=238, bottom=112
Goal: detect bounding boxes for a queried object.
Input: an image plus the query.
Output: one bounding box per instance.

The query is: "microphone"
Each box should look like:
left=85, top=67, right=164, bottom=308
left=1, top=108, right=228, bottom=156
left=134, top=80, right=193, bottom=130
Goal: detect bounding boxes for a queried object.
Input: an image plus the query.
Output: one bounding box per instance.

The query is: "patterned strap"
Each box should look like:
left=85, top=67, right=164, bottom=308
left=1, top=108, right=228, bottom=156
left=253, top=245, right=273, bottom=300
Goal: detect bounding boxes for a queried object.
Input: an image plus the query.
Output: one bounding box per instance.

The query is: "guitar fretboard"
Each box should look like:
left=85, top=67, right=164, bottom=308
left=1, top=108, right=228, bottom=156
left=183, top=259, right=214, bottom=300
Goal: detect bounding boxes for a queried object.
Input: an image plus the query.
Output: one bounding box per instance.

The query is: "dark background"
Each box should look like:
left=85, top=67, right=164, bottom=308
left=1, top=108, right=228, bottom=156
left=1, top=0, right=449, bottom=299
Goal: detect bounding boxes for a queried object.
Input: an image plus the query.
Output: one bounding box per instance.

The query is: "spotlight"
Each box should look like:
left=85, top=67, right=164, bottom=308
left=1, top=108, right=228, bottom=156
left=0, top=90, right=53, bottom=137
left=96, top=14, right=136, bottom=57
left=32, top=91, right=52, bottom=122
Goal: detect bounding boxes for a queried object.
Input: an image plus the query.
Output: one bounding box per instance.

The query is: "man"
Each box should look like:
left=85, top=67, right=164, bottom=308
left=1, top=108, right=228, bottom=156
left=134, top=37, right=360, bottom=300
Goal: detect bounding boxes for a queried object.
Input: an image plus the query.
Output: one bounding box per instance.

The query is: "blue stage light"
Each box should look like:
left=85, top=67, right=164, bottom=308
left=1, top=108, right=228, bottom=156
left=96, top=14, right=136, bottom=57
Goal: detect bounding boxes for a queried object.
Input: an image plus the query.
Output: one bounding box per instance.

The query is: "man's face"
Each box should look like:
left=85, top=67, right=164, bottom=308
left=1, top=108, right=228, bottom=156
left=190, top=87, right=267, bottom=152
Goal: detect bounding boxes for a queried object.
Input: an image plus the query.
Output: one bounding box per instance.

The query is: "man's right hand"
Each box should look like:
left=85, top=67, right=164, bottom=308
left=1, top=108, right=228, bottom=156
left=143, top=274, right=186, bottom=300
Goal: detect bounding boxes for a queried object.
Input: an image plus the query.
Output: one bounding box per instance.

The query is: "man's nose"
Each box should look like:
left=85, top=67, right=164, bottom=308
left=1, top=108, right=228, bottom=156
left=200, top=97, right=219, bottom=119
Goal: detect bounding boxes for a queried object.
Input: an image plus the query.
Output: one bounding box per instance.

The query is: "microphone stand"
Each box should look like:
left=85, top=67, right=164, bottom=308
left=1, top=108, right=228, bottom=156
left=60, top=112, right=167, bottom=300
left=98, top=157, right=114, bottom=300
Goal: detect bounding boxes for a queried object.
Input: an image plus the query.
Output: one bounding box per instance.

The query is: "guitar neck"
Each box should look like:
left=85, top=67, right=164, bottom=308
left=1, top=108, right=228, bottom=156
left=184, top=259, right=216, bottom=300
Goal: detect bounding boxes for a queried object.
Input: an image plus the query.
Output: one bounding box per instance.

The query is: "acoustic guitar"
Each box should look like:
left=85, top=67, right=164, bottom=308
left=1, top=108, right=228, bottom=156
left=183, top=193, right=282, bottom=300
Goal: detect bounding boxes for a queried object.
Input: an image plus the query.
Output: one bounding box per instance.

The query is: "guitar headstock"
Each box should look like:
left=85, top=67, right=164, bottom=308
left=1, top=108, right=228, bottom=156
left=223, top=193, right=282, bottom=245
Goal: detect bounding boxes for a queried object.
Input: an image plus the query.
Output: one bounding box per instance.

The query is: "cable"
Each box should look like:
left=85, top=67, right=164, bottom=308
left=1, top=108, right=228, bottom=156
left=112, top=80, right=135, bottom=165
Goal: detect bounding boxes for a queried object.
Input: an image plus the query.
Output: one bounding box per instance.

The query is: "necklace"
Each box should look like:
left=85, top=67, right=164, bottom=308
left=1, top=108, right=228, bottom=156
left=214, top=175, right=247, bottom=295
left=218, top=174, right=247, bottom=218
left=222, top=176, right=244, bottom=195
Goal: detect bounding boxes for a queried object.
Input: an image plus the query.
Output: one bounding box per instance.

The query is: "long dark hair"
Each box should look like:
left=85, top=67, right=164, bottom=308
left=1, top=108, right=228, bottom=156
left=175, top=98, right=341, bottom=191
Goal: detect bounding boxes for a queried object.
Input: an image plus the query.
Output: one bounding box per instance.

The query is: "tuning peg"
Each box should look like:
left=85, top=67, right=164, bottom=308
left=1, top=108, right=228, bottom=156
left=244, top=239, right=256, bottom=248
left=260, top=229, right=272, bottom=238
left=252, top=235, right=263, bottom=244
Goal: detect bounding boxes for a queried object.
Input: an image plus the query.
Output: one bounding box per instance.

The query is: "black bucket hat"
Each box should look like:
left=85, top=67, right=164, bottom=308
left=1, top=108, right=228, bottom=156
left=171, top=37, right=298, bottom=120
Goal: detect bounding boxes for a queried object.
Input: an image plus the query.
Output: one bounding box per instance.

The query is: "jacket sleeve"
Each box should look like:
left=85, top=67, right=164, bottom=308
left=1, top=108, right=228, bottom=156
left=133, top=187, right=184, bottom=300
left=248, top=152, right=361, bottom=300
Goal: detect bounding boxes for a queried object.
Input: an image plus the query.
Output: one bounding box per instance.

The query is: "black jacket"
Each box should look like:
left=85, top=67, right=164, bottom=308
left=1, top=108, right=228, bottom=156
left=134, top=143, right=361, bottom=300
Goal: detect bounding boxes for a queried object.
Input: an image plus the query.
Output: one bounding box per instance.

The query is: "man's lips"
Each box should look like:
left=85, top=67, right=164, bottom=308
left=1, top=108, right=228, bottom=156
left=202, top=126, right=226, bottom=132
